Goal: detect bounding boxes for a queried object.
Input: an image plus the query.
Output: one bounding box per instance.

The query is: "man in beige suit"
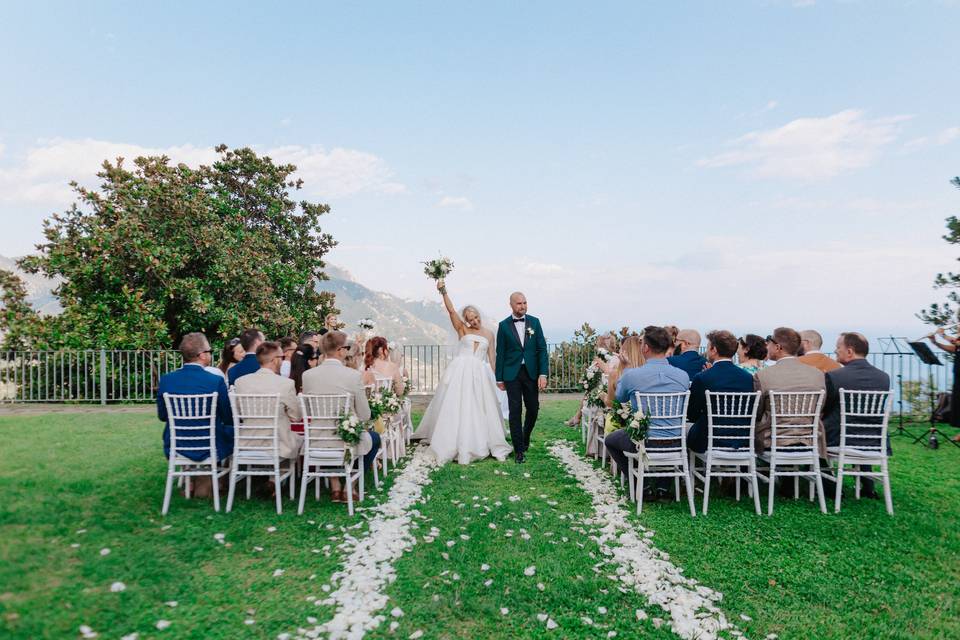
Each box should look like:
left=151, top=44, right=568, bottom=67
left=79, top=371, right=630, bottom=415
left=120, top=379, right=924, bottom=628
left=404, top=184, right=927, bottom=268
left=798, top=329, right=842, bottom=373
left=301, top=330, right=378, bottom=502
left=233, top=341, right=303, bottom=461
left=754, top=327, right=826, bottom=454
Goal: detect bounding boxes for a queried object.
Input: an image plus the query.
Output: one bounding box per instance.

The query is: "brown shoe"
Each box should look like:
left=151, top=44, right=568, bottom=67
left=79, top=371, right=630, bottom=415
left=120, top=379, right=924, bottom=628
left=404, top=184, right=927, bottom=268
left=331, top=490, right=346, bottom=503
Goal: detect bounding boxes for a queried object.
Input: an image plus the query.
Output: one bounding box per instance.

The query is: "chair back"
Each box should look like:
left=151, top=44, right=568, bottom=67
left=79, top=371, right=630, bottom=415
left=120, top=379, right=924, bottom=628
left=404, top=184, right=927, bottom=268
left=705, top=390, right=761, bottom=454
left=228, top=392, right=282, bottom=462
left=373, top=376, right=393, bottom=392
left=633, top=391, right=690, bottom=450
left=298, top=393, right=353, bottom=458
left=163, top=392, right=218, bottom=460
left=839, top=389, right=891, bottom=453
left=768, top=390, right=825, bottom=453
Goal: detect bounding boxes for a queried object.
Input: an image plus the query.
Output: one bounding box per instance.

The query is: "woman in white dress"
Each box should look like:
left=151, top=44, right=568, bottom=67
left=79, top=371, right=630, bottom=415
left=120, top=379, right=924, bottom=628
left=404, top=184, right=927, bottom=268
left=412, top=280, right=513, bottom=465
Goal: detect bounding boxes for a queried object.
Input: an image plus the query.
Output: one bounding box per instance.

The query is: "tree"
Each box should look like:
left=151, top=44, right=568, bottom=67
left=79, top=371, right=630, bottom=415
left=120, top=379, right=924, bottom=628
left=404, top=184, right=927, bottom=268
left=0, top=269, right=42, bottom=350
left=5, top=145, right=337, bottom=350
left=919, top=176, right=960, bottom=327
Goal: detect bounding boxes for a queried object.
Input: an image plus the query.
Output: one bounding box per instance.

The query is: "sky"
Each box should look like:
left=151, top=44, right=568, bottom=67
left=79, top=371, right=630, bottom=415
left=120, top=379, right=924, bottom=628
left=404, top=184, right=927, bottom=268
left=1, top=0, right=958, bottom=342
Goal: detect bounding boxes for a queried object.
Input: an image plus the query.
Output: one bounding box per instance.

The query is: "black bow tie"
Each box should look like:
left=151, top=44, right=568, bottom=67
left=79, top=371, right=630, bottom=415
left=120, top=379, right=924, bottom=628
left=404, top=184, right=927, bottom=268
left=512, top=317, right=526, bottom=323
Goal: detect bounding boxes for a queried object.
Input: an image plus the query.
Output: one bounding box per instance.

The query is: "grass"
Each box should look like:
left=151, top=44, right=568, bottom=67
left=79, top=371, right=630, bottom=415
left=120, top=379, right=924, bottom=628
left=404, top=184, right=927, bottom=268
left=1, top=400, right=959, bottom=639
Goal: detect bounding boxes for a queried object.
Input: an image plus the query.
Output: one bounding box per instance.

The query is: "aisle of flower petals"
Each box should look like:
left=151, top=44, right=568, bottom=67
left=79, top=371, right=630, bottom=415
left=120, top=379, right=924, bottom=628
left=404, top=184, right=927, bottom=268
left=548, top=441, right=747, bottom=640
left=292, top=447, right=442, bottom=640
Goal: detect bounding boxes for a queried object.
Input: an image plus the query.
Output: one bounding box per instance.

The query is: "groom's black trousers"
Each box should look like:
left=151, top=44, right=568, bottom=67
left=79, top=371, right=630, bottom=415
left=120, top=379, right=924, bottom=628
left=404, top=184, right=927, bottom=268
left=505, top=368, right=539, bottom=454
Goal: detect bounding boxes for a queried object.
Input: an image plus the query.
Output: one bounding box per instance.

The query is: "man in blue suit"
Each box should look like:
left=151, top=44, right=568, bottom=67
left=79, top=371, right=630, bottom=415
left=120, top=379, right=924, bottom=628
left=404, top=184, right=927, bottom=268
left=686, top=330, right=756, bottom=454
left=157, top=332, right=234, bottom=467
left=227, top=327, right=264, bottom=385
left=668, top=329, right=708, bottom=380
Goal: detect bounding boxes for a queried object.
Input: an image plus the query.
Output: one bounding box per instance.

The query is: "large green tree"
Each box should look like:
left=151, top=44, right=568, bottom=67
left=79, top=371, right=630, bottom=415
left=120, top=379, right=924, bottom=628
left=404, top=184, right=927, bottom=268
left=919, top=176, right=960, bottom=327
left=1, top=145, right=337, bottom=349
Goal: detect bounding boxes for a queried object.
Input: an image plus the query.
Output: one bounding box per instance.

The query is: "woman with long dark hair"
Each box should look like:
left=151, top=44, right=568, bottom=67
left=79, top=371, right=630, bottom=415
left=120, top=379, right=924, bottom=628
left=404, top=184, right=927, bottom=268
left=289, top=343, right=319, bottom=393
left=218, top=338, right=244, bottom=376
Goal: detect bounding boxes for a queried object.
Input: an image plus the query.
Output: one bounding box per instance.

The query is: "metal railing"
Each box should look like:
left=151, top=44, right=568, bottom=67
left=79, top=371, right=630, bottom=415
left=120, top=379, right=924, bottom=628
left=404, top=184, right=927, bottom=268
left=0, top=343, right=953, bottom=413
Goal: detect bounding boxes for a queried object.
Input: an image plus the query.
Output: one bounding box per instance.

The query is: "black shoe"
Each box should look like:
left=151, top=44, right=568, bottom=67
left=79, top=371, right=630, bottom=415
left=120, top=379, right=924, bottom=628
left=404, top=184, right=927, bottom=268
left=515, top=452, right=525, bottom=464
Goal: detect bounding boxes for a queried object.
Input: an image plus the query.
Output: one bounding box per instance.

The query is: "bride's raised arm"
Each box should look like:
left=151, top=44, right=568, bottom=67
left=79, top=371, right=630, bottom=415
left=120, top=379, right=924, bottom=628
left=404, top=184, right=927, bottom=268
left=438, top=279, right=466, bottom=337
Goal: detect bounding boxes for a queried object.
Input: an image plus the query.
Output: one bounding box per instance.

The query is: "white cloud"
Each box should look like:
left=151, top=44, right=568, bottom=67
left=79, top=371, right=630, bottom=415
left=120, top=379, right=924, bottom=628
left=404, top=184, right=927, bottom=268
left=905, top=126, right=960, bottom=149
left=0, top=138, right=406, bottom=205
left=437, top=196, right=473, bottom=209
left=698, top=109, right=911, bottom=180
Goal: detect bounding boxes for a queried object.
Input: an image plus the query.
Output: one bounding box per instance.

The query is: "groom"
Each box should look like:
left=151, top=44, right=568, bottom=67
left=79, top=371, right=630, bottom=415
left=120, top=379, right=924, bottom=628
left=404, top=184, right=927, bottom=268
left=496, top=291, right=549, bottom=463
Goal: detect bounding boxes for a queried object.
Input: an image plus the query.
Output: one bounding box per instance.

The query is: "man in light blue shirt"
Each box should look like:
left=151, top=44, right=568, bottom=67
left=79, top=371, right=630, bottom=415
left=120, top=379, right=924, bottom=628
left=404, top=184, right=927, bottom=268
left=606, top=326, right=690, bottom=486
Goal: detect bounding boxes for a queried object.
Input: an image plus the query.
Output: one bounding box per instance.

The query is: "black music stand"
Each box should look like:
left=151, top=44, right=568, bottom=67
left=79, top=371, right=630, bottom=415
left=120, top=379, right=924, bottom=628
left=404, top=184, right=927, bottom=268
left=907, top=341, right=960, bottom=449
left=878, top=337, right=919, bottom=438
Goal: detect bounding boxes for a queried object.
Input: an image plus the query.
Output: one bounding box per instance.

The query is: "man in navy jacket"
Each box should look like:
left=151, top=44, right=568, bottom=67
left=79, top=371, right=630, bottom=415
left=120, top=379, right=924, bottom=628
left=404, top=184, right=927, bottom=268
left=157, top=332, right=234, bottom=463
left=686, top=330, right=756, bottom=454
left=227, top=327, right=265, bottom=385
left=668, top=329, right=708, bottom=380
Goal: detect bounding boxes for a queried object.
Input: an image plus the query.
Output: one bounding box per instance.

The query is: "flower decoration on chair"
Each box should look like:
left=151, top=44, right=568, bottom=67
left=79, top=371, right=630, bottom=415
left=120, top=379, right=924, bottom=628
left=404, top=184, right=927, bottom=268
left=586, top=383, right=608, bottom=409
left=607, top=401, right=636, bottom=431
left=623, top=411, right=651, bottom=444
left=368, top=388, right=402, bottom=421
left=422, top=254, right=455, bottom=281
left=337, top=412, right=366, bottom=445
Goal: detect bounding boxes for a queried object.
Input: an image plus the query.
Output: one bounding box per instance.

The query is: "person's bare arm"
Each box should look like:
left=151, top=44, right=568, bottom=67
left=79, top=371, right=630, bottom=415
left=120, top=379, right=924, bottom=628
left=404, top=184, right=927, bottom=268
left=929, top=329, right=958, bottom=353
left=438, top=280, right=465, bottom=337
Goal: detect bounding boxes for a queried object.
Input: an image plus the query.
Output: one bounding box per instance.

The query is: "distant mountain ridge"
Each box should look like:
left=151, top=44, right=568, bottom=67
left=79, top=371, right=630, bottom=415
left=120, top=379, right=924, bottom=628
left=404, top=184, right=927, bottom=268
left=0, top=256, right=454, bottom=345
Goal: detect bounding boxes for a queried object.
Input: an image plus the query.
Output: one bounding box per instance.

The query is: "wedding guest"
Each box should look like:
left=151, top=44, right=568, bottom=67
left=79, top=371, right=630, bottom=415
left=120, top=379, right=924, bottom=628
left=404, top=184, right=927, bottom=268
left=343, top=340, right=362, bottom=370
left=686, top=330, right=756, bottom=454
left=289, top=343, right=318, bottom=393
left=737, top=335, right=768, bottom=374
left=668, top=329, right=707, bottom=379
left=798, top=330, right=842, bottom=373
left=299, top=331, right=321, bottom=353
left=301, top=331, right=380, bottom=503
left=565, top=333, right=621, bottom=427
left=754, top=327, right=826, bottom=454
left=928, top=319, right=960, bottom=442
left=362, top=336, right=405, bottom=395
left=233, top=341, right=302, bottom=466
left=822, top=332, right=891, bottom=498
left=605, top=326, right=689, bottom=488
left=665, top=325, right=680, bottom=356
left=157, top=332, right=233, bottom=498
left=279, top=337, right=298, bottom=378
left=604, top=336, right=644, bottom=409
left=217, top=337, right=244, bottom=376
left=318, top=314, right=341, bottom=336
left=228, top=328, right=265, bottom=385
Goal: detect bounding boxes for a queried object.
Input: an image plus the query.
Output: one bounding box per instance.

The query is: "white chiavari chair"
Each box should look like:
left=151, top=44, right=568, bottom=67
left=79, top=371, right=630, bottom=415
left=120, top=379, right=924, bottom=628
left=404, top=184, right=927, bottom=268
left=826, top=389, right=893, bottom=515
left=161, top=392, right=230, bottom=515
left=297, top=393, right=364, bottom=515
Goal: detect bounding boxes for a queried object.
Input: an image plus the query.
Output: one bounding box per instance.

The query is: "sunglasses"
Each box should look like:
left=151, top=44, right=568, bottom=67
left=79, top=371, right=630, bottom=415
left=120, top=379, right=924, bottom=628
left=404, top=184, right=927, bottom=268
left=765, top=336, right=781, bottom=348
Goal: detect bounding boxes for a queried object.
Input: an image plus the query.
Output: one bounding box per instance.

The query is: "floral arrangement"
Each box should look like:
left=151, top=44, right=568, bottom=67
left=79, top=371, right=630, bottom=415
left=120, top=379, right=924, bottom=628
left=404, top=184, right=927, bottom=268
left=368, top=387, right=402, bottom=421
left=596, top=347, right=617, bottom=363
left=624, top=409, right=651, bottom=443
left=586, top=383, right=607, bottom=409
left=607, top=401, right=635, bottom=431
left=357, top=318, right=375, bottom=331
left=401, top=375, right=412, bottom=397
left=580, top=363, right=602, bottom=392
left=422, top=255, right=455, bottom=281
left=337, top=412, right=366, bottom=445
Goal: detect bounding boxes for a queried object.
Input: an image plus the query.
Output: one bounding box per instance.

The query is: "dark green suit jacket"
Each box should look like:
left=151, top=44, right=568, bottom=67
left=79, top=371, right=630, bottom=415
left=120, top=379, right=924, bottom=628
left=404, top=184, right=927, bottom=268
left=495, top=315, right=549, bottom=383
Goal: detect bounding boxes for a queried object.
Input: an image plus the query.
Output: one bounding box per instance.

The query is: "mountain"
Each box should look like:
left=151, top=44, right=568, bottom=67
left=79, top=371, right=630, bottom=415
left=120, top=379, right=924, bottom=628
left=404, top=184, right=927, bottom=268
left=317, top=265, right=456, bottom=345
left=0, top=255, right=61, bottom=315
left=0, top=256, right=454, bottom=345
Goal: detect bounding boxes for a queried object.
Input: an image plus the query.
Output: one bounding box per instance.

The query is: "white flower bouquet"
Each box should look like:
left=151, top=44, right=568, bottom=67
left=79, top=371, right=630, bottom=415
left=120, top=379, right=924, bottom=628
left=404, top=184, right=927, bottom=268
left=358, top=318, right=375, bottom=331
left=580, top=363, right=602, bottom=392
left=422, top=255, right=454, bottom=281
left=337, top=412, right=366, bottom=445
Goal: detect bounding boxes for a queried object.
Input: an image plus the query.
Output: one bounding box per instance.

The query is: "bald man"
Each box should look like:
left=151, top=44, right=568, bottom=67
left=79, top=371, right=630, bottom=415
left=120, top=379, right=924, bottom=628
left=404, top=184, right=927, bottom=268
left=799, top=330, right=841, bottom=373
left=496, top=292, right=549, bottom=463
left=667, top=329, right=706, bottom=380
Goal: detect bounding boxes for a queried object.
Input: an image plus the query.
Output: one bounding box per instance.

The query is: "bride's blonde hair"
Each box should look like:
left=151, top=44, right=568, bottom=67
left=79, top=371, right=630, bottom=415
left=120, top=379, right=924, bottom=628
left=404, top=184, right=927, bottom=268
left=461, top=305, right=482, bottom=329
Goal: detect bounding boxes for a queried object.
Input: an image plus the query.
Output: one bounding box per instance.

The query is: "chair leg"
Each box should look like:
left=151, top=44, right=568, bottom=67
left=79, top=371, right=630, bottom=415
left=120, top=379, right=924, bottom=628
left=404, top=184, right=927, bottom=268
left=226, top=464, right=238, bottom=513
left=274, top=470, right=283, bottom=515
left=627, top=457, right=635, bottom=502
left=750, top=464, right=761, bottom=515
left=684, top=465, right=696, bottom=518
left=211, top=467, right=221, bottom=512
left=675, top=475, right=680, bottom=502
left=246, top=475, right=251, bottom=500
left=881, top=460, right=893, bottom=515
left=298, top=465, right=309, bottom=515
left=185, top=476, right=192, bottom=499
left=636, top=468, right=645, bottom=514
left=702, top=465, right=712, bottom=516
left=162, top=470, right=175, bottom=515
left=855, top=476, right=861, bottom=500
left=767, top=463, right=776, bottom=516
left=834, top=462, right=844, bottom=513
left=359, top=460, right=365, bottom=501
left=373, top=456, right=381, bottom=489
left=813, top=460, right=827, bottom=514
left=289, top=464, right=296, bottom=500
left=735, top=471, right=742, bottom=501
left=794, top=476, right=799, bottom=499
left=345, top=469, right=355, bottom=516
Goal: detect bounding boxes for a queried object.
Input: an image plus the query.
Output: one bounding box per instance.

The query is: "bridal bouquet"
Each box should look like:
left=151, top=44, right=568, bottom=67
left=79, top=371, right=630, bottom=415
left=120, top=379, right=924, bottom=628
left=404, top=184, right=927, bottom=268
left=358, top=318, right=375, bottom=332
left=422, top=255, right=454, bottom=281
left=337, top=412, right=366, bottom=445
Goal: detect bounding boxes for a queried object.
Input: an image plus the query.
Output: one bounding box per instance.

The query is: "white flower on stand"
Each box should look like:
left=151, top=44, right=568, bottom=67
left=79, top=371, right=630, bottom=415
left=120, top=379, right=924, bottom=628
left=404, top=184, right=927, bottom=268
left=548, top=441, right=743, bottom=640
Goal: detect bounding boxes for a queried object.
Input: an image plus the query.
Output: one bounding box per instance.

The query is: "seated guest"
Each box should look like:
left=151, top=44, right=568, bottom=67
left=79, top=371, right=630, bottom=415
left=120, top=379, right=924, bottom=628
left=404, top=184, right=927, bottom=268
left=737, top=334, right=768, bottom=374
left=799, top=330, right=842, bottom=373
left=343, top=340, right=362, bottom=370
left=686, top=330, right=756, bottom=454
left=233, top=341, right=303, bottom=464
left=228, top=328, right=265, bottom=385
left=822, top=332, right=890, bottom=498
left=299, top=330, right=320, bottom=354
left=604, top=336, right=644, bottom=409
left=279, top=336, right=298, bottom=378
left=301, top=331, right=381, bottom=504
left=604, top=326, right=690, bottom=485
left=157, top=332, right=234, bottom=498
left=668, top=329, right=707, bottom=379
left=665, top=325, right=680, bottom=357
left=754, top=327, right=826, bottom=454
left=217, top=337, right=244, bottom=377
left=362, top=336, right=405, bottom=396
left=290, top=343, right=319, bottom=393
left=566, top=333, right=620, bottom=427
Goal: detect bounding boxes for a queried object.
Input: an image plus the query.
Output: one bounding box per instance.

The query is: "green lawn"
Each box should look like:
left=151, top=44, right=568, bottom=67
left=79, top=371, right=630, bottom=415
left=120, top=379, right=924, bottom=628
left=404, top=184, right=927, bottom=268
left=1, top=400, right=958, bottom=639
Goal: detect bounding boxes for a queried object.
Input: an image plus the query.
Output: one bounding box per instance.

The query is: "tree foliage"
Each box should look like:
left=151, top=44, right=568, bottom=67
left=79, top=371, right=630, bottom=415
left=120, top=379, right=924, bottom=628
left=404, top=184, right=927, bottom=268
left=1, top=145, right=337, bottom=349
left=919, top=177, right=960, bottom=327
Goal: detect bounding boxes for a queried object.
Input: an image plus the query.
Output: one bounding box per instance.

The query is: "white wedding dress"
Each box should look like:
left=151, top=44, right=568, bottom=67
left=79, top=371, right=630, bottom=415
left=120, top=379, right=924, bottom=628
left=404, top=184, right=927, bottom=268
left=412, top=334, right=513, bottom=465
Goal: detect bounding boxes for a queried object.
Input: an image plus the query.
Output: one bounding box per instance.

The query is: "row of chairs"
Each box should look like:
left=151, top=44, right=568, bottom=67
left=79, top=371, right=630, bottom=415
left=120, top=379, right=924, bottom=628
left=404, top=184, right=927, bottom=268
left=160, top=380, right=413, bottom=516
left=584, top=389, right=893, bottom=516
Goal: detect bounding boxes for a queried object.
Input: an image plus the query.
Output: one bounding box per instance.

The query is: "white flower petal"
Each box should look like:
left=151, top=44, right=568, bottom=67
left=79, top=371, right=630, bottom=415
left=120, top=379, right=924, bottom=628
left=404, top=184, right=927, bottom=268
left=109, top=581, right=126, bottom=592
left=155, top=620, right=171, bottom=630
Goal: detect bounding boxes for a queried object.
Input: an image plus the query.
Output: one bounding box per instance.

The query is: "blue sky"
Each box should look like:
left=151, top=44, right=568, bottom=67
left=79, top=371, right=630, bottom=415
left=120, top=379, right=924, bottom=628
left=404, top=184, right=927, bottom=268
left=1, top=1, right=958, bottom=341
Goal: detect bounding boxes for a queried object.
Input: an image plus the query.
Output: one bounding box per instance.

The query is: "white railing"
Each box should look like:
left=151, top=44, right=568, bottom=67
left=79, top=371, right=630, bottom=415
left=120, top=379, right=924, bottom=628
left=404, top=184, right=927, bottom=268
left=0, top=343, right=952, bottom=409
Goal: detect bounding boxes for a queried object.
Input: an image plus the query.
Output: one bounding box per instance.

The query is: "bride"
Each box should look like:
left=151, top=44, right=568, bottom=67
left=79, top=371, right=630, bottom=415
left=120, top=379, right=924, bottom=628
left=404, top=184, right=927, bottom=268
left=412, top=279, right=513, bottom=464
